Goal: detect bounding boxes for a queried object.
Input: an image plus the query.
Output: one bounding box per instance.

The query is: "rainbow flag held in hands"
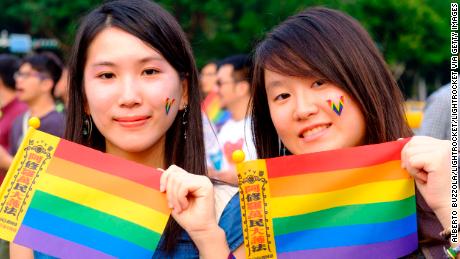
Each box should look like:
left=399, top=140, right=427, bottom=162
left=0, top=124, right=170, bottom=258
left=236, top=139, right=418, bottom=259
left=201, top=91, right=231, bottom=128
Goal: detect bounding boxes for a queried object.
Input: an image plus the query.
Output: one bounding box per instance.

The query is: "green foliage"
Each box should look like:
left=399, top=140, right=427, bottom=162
left=157, top=0, right=335, bottom=66
left=0, top=0, right=100, bottom=57
left=340, top=0, right=450, bottom=74
left=0, top=0, right=451, bottom=90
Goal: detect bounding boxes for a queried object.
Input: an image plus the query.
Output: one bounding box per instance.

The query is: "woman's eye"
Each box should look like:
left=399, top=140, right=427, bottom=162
left=274, top=93, right=290, bottom=101
left=98, top=72, right=115, bottom=79
left=312, top=79, right=326, bottom=88
left=142, top=68, right=159, bottom=76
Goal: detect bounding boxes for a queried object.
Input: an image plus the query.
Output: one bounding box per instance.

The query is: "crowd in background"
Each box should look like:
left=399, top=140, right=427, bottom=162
left=0, top=1, right=454, bottom=258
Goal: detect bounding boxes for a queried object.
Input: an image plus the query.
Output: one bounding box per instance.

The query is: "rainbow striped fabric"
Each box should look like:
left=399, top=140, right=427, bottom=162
left=237, top=139, right=418, bottom=258
left=201, top=91, right=231, bottom=128
left=0, top=128, right=170, bottom=258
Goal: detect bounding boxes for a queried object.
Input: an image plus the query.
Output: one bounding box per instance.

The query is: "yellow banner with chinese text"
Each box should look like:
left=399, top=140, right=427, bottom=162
left=0, top=128, right=59, bottom=241
left=237, top=159, right=277, bottom=259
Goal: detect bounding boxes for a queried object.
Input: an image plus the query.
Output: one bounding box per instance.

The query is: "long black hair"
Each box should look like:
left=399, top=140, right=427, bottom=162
left=65, top=0, right=205, bottom=252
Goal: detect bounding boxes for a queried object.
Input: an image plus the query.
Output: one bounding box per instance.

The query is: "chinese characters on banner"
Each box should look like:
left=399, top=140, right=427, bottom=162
left=238, top=160, right=277, bottom=259
left=0, top=137, right=56, bottom=241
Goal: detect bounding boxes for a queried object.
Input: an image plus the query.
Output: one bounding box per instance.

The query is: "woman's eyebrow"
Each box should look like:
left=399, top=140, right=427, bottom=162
left=267, top=80, right=284, bottom=88
left=139, top=56, right=165, bottom=63
left=91, top=61, right=115, bottom=68
left=90, top=56, right=165, bottom=68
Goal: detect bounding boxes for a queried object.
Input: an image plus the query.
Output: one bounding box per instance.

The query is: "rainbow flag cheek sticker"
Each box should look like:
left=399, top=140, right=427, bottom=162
left=165, top=98, right=175, bottom=115
left=327, top=96, right=344, bottom=116
left=236, top=139, right=418, bottom=259
left=0, top=124, right=170, bottom=258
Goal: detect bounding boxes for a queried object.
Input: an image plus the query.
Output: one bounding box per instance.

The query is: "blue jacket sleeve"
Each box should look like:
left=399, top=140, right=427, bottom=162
left=218, top=193, right=244, bottom=251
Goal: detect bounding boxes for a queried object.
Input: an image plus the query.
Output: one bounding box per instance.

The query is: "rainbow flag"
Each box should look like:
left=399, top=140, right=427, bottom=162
left=201, top=91, right=231, bottom=128
left=237, top=139, right=418, bottom=258
left=0, top=127, right=170, bottom=258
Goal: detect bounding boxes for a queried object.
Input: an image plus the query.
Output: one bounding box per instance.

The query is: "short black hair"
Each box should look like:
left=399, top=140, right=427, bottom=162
left=0, top=54, right=20, bottom=90
left=217, top=54, right=252, bottom=82
left=22, top=52, right=63, bottom=88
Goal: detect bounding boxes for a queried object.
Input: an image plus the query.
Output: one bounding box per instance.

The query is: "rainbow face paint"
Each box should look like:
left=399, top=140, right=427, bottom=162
left=165, top=98, right=175, bottom=115
left=327, top=96, right=344, bottom=116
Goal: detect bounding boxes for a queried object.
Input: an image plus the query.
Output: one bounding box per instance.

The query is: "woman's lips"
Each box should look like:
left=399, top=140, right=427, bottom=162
left=114, top=116, right=151, bottom=128
left=298, top=123, right=331, bottom=142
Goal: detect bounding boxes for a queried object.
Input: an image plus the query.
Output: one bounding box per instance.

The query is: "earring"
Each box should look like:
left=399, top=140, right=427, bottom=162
left=82, top=115, right=93, bottom=138
left=278, top=137, right=286, bottom=156
left=182, top=105, right=188, bottom=140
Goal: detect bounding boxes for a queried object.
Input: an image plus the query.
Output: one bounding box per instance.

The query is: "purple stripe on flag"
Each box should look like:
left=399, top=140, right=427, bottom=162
left=14, top=225, right=115, bottom=259
left=278, top=232, right=418, bottom=259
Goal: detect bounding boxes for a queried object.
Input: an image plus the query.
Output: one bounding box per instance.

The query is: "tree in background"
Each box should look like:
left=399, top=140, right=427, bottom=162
left=339, top=0, right=450, bottom=98
left=0, top=0, right=100, bottom=54
left=0, top=0, right=450, bottom=97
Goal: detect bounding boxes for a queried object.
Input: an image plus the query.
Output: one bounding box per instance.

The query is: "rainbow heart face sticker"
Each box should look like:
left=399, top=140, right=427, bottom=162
left=327, top=96, right=344, bottom=116
left=165, top=98, right=175, bottom=115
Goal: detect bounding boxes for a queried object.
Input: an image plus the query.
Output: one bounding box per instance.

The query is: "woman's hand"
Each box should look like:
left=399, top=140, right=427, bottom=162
left=160, top=165, right=232, bottom=258
left=401, top=136, right=451, bottom=227
left=160, top=165, right=218, bottom=234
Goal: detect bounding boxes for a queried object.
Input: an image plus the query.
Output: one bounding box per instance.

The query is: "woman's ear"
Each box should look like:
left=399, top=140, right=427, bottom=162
left=83, top=101, right=90, bottom=116
left=82, top=86, right=91, bottom=115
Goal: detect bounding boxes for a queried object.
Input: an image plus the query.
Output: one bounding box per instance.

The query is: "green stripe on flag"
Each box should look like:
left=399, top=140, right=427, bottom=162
left=273, top=195, right=416, bottom=236
left=30, top=191, right=161, bottom=250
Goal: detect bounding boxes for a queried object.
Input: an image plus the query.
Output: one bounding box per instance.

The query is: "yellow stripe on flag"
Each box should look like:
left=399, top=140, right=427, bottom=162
left=36, top=173, right=169, bottom=233
left=270, top=178, right=415, bottom=218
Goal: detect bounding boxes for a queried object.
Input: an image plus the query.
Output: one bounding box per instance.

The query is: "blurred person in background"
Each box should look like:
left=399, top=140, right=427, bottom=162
left=0, top=53, right=27, bottom=259
left=0, top=52, right=66, bottom=171
left=200, top=60, right=232, bottom=132
left=199, top=61, right=221, bottom=172
left=0, top=54, right=27, bottom=179
left=54, top=67, right=69, bottom=113
left=207, top=54, right=256, bottom=185
left=418, top=83, right=451, bottom=140
left=199, top=62, right=217, bottom=98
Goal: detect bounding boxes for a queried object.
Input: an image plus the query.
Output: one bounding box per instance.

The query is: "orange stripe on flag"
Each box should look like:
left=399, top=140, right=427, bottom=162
left=269, top=160, right=409, bottom=197
left=47, top=157, right=170, bottom=214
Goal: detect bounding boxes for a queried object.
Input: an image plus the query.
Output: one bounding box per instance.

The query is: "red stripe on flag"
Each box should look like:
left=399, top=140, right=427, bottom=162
left=54, top=139, right=161, bottom=190
left=266, top=139, right=410, bottom=178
